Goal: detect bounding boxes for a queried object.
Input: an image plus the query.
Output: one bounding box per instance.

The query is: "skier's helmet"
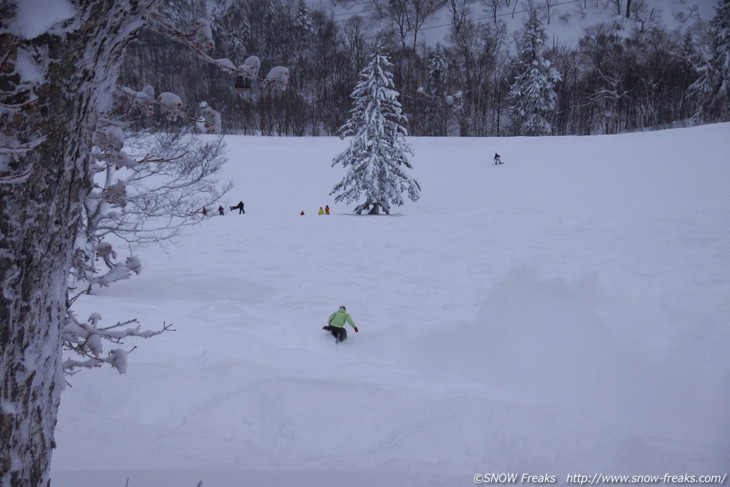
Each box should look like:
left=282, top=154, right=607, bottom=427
left=339, top=305, right=346, bottom=311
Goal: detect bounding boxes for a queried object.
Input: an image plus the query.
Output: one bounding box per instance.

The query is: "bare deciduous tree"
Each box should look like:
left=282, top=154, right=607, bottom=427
left=371, top=0, right=448, bottom=50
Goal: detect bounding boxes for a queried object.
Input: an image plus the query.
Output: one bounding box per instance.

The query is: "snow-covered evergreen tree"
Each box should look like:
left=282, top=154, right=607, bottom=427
left=294, top=0, right=314, bottom=35
left=429, top=43, right=449, bottom=89
left=427, top=43, right=450, bottom=136
left=331, top=47, right=420, bottom=215
left=689, top=0, right=730, bottom=123
left=507, top=8, right=562, bottom=136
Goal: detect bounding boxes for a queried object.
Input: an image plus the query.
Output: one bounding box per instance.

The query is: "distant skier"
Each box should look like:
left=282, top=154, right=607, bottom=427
left=325, top=205, right=330, bottom=215
left=230, top=201, right=245, bottom=214
left=201, top=207, right=208, bottom=216
left=318, top=207, right=325, bottom=215
left=300, top=210, right=305, bottom=215
left=322, top=306, right=358, bottom=343
left=218, top=205, right=224, bottom=216
left=494, top=153, right=503, bottom=165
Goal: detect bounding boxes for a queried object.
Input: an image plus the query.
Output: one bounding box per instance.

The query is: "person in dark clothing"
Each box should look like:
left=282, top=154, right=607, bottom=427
left=230, top=201, right=245, bottom=214
left=494, top=153, right=503, bottom=165
left=218, top=205, right=224, bottom=215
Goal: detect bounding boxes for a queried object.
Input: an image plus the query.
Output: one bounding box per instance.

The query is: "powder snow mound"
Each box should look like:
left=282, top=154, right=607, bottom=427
left=406, top=268, right=636, bottom=402
left=475, top=268, right=635, bottom=400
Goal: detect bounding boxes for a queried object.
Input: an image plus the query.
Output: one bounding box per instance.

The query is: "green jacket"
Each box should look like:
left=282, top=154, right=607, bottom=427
left=328, top=309, right=356, bottom=329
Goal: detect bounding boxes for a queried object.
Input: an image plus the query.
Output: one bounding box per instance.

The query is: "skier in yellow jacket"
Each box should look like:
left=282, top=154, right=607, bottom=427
left=323, top=306, right=358, bottom=342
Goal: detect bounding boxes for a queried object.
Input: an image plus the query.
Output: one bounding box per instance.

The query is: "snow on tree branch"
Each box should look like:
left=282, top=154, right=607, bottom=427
left=70, top=126, right=231, bottom=304
left=197, top=101, right=222, bottom=134
left=260, top=66, right=290, bottom=90
left=62, top=312, right=175, bottom=375
left=147, top=13, right=289, bottom=90
left=241, top=55, right=260, bottom=78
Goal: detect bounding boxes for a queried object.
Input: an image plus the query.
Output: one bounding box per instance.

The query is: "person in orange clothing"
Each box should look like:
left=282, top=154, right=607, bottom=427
left=325, top=205, right=330, bottom=215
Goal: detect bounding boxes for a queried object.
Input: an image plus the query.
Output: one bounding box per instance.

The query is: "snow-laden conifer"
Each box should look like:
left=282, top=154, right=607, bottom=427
left=429, top=43, right=448, bottom=88
left=331, top=47, right=420, bottom=215
left=690, top=0, right=730, bottom=123
left=426, top=43, right=450, bottom=136
left=507, top=8, right=562, bottom=136
left=294, top=0, right=314, bottom=35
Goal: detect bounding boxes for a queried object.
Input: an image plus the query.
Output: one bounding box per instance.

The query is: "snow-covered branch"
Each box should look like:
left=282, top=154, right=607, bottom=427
left=147, top=13, right=290, bottom=90
left=62, top=312, right=175, bottom=375
left=70, top=126, right=231, bottom=302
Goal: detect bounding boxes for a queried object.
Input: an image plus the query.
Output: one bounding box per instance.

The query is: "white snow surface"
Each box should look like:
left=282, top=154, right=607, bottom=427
left=5, top=0, right=77, bottom=39
left=52, top=125, right=730, bottom=486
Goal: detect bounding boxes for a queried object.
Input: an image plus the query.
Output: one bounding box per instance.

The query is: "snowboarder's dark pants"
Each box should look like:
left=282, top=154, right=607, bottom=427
left=325, top=325, right=347, bottom=342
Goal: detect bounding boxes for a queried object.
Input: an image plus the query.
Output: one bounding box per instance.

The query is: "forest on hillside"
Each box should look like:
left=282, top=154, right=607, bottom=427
left=119, top=0, right=730, bottom=137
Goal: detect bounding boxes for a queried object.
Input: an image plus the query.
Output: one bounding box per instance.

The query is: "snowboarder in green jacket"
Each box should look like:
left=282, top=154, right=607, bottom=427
left=323, top=306, right=358, bottom=343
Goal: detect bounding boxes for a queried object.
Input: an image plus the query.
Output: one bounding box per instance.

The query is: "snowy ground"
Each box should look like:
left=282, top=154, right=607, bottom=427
left=52, top=124, right=730, bottom=486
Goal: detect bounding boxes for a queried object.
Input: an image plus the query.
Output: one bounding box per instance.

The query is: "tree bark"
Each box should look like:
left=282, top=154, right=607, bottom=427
left=0, top=1, right=153, bottom=485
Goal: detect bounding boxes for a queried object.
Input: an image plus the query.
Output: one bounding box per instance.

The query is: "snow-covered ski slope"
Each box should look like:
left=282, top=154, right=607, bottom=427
left=52, top=124, right=730, bottom=486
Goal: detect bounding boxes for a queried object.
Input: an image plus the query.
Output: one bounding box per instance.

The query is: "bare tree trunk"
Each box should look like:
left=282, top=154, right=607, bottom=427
left=613, top=0, right=622, bottom=16
left=0, top=1, right=152, bottom=485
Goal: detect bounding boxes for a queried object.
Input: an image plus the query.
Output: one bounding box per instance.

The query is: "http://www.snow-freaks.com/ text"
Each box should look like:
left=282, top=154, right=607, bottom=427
left=473, top=473, right=728, bottom=485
